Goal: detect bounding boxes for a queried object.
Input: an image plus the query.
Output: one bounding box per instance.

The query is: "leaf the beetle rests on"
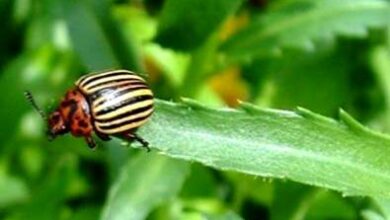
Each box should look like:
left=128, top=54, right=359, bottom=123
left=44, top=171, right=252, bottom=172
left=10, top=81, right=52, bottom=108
left=132, top=99, right=390, bottom=198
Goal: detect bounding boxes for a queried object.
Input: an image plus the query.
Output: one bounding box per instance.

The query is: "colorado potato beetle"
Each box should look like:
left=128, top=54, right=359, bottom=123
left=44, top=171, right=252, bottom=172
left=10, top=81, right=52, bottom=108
left=25, top=70, right=154, bottom=150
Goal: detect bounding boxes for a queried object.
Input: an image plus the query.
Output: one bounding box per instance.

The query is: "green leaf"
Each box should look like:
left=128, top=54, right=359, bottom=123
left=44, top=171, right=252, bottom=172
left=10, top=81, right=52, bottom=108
left=134, top=99, right=390, bottom=198
left=361, top=210, right=386, bottom=220
left=61, top=0, right=119, bottom=71
left=62, top=0, right=143, bottom=72
left=177, top=210, right=243, bottom=220
left=270, top=182, right=355, bottom=220
left=223, top=172, right=273, bottom=210
left=0, top=54, right=31, bottom=142
left=255, top=49, right=350, bottom=115
left=155, top=0, right=242, bottom=51
left=87, top=0, right=143, bottom=72
left=203, top=211, right=244, bottom=220
left=371, top=198, right=390, bottom=219
left=101, top=152, right=189, bottom=220
left=304, top=190, right=356, bottom=220
left=221, top=0, right=390, bottom=61
left=271, top=182, right=315, bottom=220
left=0, top=170, right=28, bottom=208
left=370, top=45, right=390, bottom=131
left=16, top=156, right=75, bottom=220
left=70, top=205, right=101, bottom=220
left=180, top=164, right=219, bottom=198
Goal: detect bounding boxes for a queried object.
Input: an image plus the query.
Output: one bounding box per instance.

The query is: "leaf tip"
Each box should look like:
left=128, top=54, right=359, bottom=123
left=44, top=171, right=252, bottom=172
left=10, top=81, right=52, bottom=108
left=238, top=101, right=259, bottom=114
left=180, top=97, right=214, bottom=111
left=338, top=108, right=368, bottom=135
left=296, top=106, right=336, bottom=125
left=337, top=108, right=390, bottom=141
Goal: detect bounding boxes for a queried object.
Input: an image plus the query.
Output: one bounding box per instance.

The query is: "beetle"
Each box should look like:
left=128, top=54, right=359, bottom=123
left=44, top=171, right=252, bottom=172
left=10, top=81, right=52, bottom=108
left=25, top=70, right=154, bottom=150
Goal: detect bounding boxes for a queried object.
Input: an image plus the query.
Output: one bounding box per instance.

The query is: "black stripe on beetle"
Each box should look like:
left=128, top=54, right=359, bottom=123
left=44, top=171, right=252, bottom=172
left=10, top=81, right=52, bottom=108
left=93, top=85, right=150, bottom=107
left=79, top=70, right=135, bottom=88
left=95, top=94, right=153, bottom=116
left=98, top=113, right=153, bottom=130
left=96, top=105, right=154, bottom=123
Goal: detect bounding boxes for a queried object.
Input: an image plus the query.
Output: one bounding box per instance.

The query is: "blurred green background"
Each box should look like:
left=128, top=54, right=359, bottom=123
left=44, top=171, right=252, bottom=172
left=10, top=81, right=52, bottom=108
left=1, top=0, right=390, bottom=219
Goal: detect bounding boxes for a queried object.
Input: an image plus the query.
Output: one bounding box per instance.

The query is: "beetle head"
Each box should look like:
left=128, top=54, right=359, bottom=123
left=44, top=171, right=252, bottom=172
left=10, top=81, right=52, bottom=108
left=25, top=91, right=69, bottom=140
left=47, top=111, right=68, bottom=140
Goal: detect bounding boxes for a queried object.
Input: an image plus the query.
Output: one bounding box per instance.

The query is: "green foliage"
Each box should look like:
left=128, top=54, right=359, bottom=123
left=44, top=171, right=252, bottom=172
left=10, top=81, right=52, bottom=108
left=155, top=0, right=242, bottom=51
left=62, top=0, right=120, bottom=70
left=101, top=153, right=189, bottom=220
left=221, top=0, right=390, bottom=61
left=1, top=0, right=390, bottom=219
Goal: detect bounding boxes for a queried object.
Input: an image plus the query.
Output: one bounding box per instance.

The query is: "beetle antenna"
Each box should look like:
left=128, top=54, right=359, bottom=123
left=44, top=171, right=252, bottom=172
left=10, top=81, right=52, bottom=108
left=24, top=90, right=47, bottom=120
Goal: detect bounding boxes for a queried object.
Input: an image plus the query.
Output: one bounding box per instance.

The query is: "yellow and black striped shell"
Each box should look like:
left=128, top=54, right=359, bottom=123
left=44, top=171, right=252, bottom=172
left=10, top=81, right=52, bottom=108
left=76, top=70, right=154, bottom=134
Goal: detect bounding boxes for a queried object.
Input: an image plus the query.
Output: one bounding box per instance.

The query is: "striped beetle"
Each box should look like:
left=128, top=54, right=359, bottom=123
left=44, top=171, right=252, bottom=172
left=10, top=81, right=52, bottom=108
left=25, top=70, right=154, bottom=150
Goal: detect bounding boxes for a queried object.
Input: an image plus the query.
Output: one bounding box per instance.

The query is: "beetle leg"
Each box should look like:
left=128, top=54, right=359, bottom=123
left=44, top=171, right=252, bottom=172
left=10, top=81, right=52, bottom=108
left=122, top=133, right=150, bottom=152
left=85, top=136, right=97, bottom=149
left=96, top=132, right=111, bottom=141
